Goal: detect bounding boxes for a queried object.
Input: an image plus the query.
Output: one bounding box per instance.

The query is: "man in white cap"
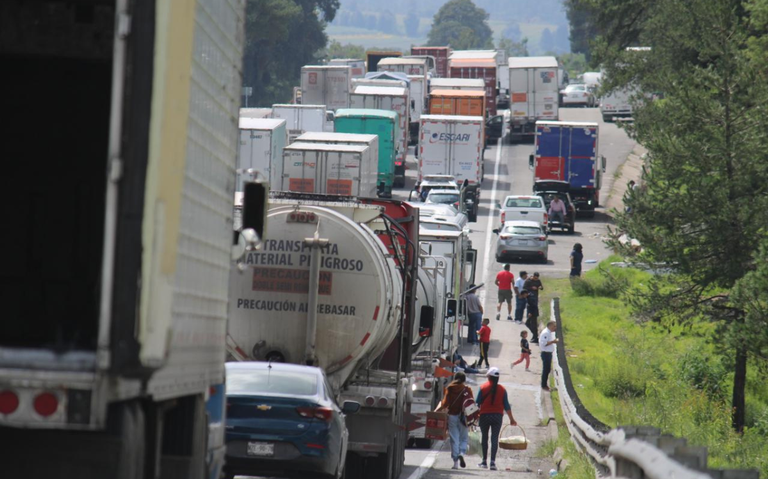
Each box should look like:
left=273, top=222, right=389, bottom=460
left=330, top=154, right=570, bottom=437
left=475, top=367, right=516, bottom=470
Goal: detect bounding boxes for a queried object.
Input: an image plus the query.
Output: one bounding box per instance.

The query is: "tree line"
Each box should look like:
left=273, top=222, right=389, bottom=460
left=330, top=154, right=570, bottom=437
left=564, top=0, right=768, bottom=434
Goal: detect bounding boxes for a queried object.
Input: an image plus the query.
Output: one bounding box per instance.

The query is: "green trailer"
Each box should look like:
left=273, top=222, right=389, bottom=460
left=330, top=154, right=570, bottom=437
left=335, top=109, right=399, bottom=198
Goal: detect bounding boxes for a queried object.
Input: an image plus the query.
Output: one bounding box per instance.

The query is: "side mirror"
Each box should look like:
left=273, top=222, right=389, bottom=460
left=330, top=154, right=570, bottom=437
left=419, top=305, right=435, bottom=337
left=445, top=299, right=457, bottom=324
left=601, top=155, right=607, bottom=173
left=492, top=228, right=500, bottom=234
left=529, top=154, right=535, bottom=169
left=495, top=201, right=501, bottom=209
left=409, top=190, right=417, bottom=201
left=342, top=401, right=361, bottom=415
left=242, top=181, right=269, bottom=240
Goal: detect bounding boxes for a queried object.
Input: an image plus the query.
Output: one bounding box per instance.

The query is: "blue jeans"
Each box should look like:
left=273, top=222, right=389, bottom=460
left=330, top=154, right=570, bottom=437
left=448, top=414, right=469, bottom=460
left=468, top=312, right=482, bottom=343
left=515, top=296, right=527, bottom=322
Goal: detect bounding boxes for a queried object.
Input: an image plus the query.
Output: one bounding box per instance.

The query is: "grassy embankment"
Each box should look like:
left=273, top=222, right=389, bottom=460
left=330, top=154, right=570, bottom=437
left=538, top=257, right=768, bottom=478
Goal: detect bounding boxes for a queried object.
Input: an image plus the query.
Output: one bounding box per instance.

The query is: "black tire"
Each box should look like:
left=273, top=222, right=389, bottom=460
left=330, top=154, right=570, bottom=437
left=603, top=114, right=612, bottom=123
left=413, top=438, right=432, bottom=449
left=542, top=256, right=548, bottom=264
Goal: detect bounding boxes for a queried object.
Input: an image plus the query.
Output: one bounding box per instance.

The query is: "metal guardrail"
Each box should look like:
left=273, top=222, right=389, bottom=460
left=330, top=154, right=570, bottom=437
left=549, top=298, right=759, bottom=479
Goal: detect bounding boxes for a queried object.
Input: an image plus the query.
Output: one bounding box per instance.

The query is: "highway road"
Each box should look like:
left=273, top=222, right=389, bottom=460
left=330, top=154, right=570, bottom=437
left=396, top=107, right=637, bottom=479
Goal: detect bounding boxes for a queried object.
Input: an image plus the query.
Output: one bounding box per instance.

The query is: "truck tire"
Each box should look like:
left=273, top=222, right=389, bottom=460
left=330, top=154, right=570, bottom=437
left=602, top=114, right=612, bottom=123
left=414, top=438, right=432, bottom=449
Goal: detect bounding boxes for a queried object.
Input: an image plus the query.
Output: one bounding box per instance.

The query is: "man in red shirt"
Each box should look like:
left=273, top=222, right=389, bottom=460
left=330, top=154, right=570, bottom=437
left=494, top=264, right=515, bottom=321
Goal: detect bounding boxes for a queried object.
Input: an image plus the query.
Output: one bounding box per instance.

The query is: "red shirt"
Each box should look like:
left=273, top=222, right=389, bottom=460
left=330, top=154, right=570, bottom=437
left=496, top=271, right=515, bottom=290
left=478, top=325, right=491, bottom=343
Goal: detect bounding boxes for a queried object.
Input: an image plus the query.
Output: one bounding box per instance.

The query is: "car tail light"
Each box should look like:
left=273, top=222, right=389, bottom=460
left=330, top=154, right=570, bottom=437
left=538, top=236, right=547, bottom=241
left=543, top=213, right=548, bottom=225
left=500, top=234, right=511, bottom=240
left=453, top=202, right=459, bottom=208
left=501, top=211, right=506, bottom=223
left=34, top=392, right=58, bottom=417
left=0, top=390, right=19, bottom=415
left=395, top=161, right=402, bottom=166
left=583, top=93, right=589, bottom=97
left=306, top=443, right=326, bottom=449
left=297, top=407, right=333, bottom=422
left=364, top=396, right=376, bottom=407
left=377, top=397, right=389, bottom=407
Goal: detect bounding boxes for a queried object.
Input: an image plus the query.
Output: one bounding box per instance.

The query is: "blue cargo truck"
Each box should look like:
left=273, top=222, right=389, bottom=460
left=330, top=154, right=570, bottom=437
left=529, top=120, right=606, bottom=216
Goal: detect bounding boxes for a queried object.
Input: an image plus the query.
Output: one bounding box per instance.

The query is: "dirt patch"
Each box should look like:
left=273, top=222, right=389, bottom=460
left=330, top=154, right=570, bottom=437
left=604, top=144, right=647, bottom=217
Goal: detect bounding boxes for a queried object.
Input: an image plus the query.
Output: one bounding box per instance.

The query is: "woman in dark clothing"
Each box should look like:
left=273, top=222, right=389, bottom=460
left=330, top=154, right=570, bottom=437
left=475, top=368, right=516, bottom=470
left=570, top=243, right=584, bottom=277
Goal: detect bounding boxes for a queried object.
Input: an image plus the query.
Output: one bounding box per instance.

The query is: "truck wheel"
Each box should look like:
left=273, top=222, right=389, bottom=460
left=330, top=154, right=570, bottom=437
left=602, top=114, right=612, bottom=123
left=108, top=401, right=146, bottom=479
left=414, top=438, right=432, bottom=449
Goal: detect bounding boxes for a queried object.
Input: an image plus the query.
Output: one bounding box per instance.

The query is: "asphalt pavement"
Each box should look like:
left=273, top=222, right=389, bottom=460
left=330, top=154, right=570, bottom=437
left=397, top=107, right=637, bottom=479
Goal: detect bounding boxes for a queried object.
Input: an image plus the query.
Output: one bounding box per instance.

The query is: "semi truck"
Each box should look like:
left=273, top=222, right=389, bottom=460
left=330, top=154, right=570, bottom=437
left=508, top=56, right=560, bottom=142
left=238, top=117, right=287, bottom=188
left=407, top=75, right=428, bottom=143
left=366, top=51, right=403, bottom=73
left=335, top=109, right=400, bottom=195
left=301, top=65, right=353, bottom=110
left=328, top=58, right=367, bottom=79
left=270, top=104, right=330, bottom=143
left=291, top=131, right=380, bottom=196
left=411, top=46, right=451, bottom=78
left=429, top=78, right=486, bottom=93
left=0, top=0, right=248, bottom=478
left=429, top=89, right=486, bottom=118
left=377, top=57, right=429, bottom=77
left=529, top=121, right=606, bottom=216
left=281, top=142, right=376, bottom=197
left=448, top=51, right=498, bottom=117
left=228, top=195, right=421, bottom=479
left=418, top=115, right=485, bottom=222
left=350, top=85, right=410, bottom=190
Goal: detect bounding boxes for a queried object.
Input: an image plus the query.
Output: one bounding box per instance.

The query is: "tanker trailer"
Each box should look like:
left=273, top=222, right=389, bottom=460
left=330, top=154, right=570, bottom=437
left=229, top=196, right=414, bottom=479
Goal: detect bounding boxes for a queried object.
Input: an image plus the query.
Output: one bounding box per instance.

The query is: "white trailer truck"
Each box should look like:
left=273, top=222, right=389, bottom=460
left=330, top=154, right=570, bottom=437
left=281, top=140, right=377, bottom=197
left=301, top=65, right=353, bottom=110
left=228, top=196, right=422, bottom=479
left=0, top=1, right=248, bottom=478
left=238, top=117, right=287, bottom=189
left=271, top=104, right=329, bottom=143
left=418, top=115, right=485, bottom=221
left=407, top=75, right=428, bottom=144
left=508, top=56, right=560, bottom=142
left=328, top=58, right=366, bottom=79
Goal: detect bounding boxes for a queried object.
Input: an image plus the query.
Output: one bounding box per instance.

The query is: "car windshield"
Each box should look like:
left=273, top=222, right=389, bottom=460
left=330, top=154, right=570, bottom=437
left=227, top=368, right=318, bottom=396
left=505, top=198, right=542, bottom=208
left=504, top=226, right=542, bottom=235
left=428, top=193, right=460, bottom=204
left=565, top=84, right=585, bottom=92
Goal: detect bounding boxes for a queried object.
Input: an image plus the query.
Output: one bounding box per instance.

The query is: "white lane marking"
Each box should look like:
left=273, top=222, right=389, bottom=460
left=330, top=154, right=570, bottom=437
left=406, top=441, right=445, bottom=479
left=478, top=139, right=504, bottom=306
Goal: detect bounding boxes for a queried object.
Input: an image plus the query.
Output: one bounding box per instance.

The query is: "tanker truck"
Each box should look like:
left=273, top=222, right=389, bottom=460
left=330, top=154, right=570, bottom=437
left=228, top=194, right=422, bottom=479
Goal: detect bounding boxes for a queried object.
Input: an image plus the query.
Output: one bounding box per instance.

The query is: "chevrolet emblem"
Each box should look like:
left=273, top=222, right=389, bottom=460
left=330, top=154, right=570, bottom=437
left=257, top=404, right=272, bottom=411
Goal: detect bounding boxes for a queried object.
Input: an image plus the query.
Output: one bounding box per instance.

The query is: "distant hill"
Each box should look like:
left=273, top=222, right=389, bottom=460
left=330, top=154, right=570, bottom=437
left=328, top=0, right=569, bottom=54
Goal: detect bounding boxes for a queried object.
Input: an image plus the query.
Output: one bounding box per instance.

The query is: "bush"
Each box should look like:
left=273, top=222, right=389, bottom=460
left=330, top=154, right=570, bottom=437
left=678, top=350, right=727, bottom=401
left=596, top=360, right=647, bottom=399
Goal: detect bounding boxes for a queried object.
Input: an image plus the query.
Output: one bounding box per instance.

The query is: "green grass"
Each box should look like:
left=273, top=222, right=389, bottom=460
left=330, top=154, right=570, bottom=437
left=540, top=258, right=768, bottom=476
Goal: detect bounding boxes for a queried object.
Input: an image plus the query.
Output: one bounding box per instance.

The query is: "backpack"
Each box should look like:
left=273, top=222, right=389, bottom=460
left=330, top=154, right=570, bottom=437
left=460, top=388, right=480, bottom=426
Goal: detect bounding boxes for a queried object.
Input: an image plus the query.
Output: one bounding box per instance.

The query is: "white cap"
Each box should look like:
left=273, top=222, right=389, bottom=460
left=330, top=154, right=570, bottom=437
left=486, top=367, right=500, bottom=377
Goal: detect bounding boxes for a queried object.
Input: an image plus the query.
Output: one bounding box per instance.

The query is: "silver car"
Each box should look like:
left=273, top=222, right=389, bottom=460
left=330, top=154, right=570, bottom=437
left=493, top=220, right=549, bottom=263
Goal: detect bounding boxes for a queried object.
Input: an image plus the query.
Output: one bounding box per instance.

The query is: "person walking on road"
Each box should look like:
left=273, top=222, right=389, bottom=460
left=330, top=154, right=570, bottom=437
left=476, top=318, right=492, bottom=369
left=465, top=285, right=483, bottom=344
left=476, top=367, right=517, bottom=471
left=523, top=272, right=543, bottom=307
left=514, top=271, right=528, bottom=323
left=495, top=265, right=515, bottom=321
left=436, top=372, right=472, bottom=469
left=570, top=243, right=584, bottom=278
left=511, top=331, right=532, bottom=370
left=526, top=293, right=540, bottom=343
left=539, top=321, right=559, bottom=391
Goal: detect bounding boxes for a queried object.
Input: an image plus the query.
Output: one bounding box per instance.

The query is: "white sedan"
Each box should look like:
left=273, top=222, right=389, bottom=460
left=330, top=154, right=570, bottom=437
left=560, top=84, right=596, bottom=107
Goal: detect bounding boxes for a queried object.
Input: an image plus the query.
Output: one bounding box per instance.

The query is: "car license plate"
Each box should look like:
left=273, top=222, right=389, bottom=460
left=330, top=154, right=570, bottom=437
left=517, top=240, right=529, bottom=245
left=247, top=441, right=275, bottom=457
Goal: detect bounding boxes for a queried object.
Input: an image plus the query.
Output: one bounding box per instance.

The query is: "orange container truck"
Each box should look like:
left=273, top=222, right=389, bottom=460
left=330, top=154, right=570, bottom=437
left=428, top=89, right=487, bottom=117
